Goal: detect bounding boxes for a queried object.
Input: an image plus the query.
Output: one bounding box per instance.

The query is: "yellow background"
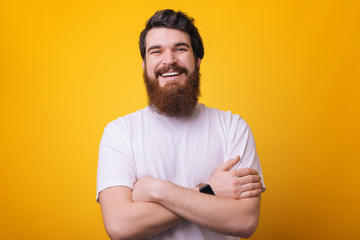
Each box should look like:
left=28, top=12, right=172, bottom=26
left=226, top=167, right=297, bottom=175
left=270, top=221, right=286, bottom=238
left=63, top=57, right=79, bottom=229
left=1, top=0, right=359, bottom=239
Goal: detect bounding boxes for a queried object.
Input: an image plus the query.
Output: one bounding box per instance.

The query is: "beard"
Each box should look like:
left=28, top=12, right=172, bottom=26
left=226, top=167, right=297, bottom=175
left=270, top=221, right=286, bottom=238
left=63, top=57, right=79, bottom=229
left=143, top=64, right=201, bottom=117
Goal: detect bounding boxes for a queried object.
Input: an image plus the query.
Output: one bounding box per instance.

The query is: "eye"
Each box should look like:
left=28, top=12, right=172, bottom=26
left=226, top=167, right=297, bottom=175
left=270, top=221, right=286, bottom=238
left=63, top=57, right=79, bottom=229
left=176, top=48, right=187, bottom=52
left=150, top=50, right=161, bottom=54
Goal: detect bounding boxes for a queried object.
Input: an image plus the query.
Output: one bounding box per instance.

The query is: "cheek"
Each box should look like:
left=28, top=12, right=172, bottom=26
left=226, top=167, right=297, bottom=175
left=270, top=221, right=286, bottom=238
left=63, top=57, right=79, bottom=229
left=145, top=60, right=158, bottom=76
left=182, top=56, right=196, bottom=72
left=144, top=64, right=155, bottom=77
left=146, top=66, right=152, bottom=76
left=186, top=61, right=196, bottom=73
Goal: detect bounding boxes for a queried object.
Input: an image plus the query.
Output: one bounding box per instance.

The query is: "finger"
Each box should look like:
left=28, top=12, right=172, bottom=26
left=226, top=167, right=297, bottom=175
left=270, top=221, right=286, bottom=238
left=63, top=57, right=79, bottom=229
left=217, top=155, right=241, bottom=171
left=234, top=168, right=258, bottom=177
left=239, top=182, right=263, bottom=194
left=238, top=175, right=262, bottom=185
left=239, top=188, right=262, bottom=199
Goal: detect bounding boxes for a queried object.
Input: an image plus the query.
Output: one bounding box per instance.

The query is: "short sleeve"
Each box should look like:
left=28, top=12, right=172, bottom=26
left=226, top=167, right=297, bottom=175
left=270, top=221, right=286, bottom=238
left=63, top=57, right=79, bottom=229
left=225, top=114, right=265, bottom=190
left=96, top=120, right=136, bottom=201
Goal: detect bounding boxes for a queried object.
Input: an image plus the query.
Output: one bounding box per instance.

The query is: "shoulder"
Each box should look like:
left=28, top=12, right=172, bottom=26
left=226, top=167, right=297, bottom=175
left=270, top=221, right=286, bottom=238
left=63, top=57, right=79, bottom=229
left=200, top=103, right=241, bottom=118
left=200, top=104, right=248, bottom=129
left=106, top=107, right=149, bottom=129
left=102, top=107, right=150, bottom=140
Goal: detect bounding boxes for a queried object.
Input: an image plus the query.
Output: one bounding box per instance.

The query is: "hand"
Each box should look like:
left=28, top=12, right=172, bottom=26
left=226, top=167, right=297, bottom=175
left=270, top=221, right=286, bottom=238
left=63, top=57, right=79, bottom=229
left=132, top=176, right=163, bottom=202
left=208, top=156, right=263, bottom=199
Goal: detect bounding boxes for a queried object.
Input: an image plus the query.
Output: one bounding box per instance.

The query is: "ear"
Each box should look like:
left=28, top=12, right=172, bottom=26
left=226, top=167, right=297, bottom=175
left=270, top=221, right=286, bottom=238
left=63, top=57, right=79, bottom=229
left=142, top=61, right=145, bottom=70
left=196, top=58, right=201, bottom=68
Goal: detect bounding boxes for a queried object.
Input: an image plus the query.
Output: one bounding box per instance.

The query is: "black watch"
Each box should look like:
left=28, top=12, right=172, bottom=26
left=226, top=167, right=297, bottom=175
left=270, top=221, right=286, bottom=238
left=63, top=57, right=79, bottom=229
left=199, top=184, right=215, bottom=195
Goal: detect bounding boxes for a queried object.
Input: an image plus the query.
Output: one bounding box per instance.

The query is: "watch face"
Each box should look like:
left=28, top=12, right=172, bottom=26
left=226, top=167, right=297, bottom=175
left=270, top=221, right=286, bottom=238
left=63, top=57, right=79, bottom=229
left=199, top=184, right=215, bottom=195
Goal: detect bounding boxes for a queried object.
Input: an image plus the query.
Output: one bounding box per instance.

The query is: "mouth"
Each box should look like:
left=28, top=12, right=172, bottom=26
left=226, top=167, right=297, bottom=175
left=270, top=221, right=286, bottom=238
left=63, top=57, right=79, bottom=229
left=161, top=72, right=181, bottom=77
left=156, top=65, right=188, bottom=79
left=158, top=71, right=185, bottom=88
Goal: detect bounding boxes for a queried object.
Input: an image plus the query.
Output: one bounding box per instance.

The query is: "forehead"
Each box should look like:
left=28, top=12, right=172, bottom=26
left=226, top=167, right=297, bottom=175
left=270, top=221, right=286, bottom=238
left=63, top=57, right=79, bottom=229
left=145, top=27, right=191, bottom=49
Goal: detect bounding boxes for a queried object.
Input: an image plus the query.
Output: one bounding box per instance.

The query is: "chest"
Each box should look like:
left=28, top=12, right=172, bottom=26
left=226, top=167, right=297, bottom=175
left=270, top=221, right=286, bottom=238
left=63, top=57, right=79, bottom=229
left=131, top=116, right=227, bottom=188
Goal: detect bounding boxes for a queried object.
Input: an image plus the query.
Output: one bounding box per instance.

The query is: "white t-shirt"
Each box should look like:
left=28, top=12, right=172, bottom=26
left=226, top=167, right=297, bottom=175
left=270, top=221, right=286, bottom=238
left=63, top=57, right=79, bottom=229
left=97, top=103, right=265, bottom=240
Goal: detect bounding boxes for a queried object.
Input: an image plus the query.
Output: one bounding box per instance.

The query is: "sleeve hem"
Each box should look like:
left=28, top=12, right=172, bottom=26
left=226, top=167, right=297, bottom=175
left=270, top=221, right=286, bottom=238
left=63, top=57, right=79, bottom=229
left=96, top=179, right=134, bottom=202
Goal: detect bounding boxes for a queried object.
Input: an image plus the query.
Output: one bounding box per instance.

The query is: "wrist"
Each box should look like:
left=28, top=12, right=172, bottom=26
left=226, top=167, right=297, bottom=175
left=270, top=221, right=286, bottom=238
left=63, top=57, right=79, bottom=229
left=197, top=183, right=215, bottom=195
left=150, top=179, right=171, bottom=202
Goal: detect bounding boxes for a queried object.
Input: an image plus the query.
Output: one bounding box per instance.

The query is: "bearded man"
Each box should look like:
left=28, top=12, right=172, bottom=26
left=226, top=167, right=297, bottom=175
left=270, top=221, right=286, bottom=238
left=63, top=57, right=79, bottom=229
left=97, top=9, right=265, bottom=240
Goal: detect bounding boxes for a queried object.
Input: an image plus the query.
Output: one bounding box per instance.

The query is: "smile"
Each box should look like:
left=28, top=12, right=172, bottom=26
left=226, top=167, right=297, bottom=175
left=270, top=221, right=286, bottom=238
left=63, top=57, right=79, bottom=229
left=161, top=72, right=181, bottom=77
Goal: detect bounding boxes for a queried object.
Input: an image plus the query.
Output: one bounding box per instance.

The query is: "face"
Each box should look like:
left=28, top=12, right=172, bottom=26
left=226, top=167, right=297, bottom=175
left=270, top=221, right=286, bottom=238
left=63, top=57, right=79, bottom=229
left=142, top=27, right=202, bottom=117
left=143, top=27, right=201, bottom=88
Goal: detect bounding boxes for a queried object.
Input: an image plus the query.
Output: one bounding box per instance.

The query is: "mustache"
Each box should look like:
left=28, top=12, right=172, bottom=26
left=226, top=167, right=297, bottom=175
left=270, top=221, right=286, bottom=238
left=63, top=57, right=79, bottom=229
left=155, top=64, right=189, bottom=78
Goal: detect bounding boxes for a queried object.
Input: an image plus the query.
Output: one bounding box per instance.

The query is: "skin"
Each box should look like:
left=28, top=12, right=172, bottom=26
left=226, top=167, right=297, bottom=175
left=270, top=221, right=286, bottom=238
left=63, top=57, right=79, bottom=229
left=99, top=28, right=263, bottom=240
left=208, top=156, right=264, bottom=199
left=132, top=156, right=262, bottom=237
left=100, top=156, right=262, bottom=239
left=142, top=27, right=201, bottom=87
left=132, top=179, right=261, bottom=237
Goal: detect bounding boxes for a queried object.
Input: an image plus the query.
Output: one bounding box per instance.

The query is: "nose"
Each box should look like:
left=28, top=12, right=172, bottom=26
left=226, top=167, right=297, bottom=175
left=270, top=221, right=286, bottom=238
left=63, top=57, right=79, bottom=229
left=162, top=50, right=176, bottom=65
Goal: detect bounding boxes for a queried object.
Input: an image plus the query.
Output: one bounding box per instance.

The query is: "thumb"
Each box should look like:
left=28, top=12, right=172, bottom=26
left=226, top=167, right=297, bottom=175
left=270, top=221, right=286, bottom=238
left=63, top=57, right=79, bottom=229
left=217, top=155, right=240, bottom=171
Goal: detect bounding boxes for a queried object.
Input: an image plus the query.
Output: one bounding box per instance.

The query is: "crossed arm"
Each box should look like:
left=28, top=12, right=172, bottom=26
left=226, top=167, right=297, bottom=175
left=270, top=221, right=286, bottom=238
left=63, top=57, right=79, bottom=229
left=99, top=156, right=263, bottom=240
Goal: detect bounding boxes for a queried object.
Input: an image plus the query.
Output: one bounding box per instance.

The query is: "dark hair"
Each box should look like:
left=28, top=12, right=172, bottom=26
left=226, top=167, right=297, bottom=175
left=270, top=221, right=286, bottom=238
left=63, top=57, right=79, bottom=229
left=139, top=9, right=204, bottom=60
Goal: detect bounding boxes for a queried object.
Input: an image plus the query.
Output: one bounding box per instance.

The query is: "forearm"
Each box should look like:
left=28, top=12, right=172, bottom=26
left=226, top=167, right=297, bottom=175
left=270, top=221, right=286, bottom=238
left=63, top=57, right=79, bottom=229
left=110, top=202, right=181, bottom=239
left=99, top=187, right=182, bottom=240
left=153, top=181, right=261, bottom=237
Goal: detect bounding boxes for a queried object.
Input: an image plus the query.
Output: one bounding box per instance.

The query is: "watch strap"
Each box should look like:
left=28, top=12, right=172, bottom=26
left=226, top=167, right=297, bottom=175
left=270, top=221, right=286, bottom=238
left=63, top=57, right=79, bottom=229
left=199, top=184, right=215, bottom=195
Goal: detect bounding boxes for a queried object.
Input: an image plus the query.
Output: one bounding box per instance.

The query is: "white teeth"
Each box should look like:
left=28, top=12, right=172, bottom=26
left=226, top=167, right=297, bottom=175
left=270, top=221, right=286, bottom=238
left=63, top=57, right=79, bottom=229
left=161, top=72, right=180, bottom=77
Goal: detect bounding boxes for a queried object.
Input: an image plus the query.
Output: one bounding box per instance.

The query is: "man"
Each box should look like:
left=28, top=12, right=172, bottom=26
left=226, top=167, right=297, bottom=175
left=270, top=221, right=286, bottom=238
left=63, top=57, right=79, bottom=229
left=97, top=9, right=265, bottom=240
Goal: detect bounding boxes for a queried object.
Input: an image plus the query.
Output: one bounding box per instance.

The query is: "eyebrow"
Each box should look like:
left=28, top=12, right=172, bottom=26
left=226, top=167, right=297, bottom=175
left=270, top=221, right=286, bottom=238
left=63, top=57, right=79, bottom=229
left=147, top=42, right=191, bottom=53
left=147, top=45, right=161, bottom=53
left=174, top=42, right=191, bottom=48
